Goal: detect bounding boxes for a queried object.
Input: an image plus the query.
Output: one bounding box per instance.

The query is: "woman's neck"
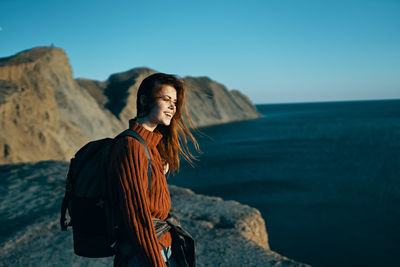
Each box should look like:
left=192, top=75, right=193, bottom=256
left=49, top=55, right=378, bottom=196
left=136, top=117, right=157, bottom=132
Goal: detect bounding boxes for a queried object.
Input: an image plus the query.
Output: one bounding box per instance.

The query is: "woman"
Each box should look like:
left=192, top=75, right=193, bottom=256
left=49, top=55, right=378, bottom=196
left=108, top=73, right=199, bottom=266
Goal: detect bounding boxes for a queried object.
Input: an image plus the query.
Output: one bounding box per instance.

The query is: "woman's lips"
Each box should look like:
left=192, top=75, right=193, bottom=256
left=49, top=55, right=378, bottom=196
left=164, top=112, right=173, bottom=118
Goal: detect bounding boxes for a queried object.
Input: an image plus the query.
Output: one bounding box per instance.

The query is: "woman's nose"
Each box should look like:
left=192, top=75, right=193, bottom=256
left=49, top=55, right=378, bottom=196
left=168, top=101, right=176, bottom=110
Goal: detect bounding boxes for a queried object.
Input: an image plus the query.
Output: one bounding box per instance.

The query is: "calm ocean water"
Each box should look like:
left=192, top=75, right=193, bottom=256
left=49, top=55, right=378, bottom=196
left=169, top=99, right=400, bottom=267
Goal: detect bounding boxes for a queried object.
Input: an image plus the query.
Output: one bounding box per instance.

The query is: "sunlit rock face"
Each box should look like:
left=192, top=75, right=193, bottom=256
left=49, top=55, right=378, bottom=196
left=0, top=47, right=261, bottom=164
left=0, top=47, right=123, bottom=164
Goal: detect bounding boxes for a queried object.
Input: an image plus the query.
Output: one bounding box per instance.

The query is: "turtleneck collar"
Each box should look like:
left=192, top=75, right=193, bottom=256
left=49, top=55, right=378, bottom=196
left=129, top=118, right=163, bottom=148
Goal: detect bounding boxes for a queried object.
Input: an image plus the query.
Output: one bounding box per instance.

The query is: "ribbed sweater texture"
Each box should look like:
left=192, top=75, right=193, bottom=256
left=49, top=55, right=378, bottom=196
left=108, top=119, right=172, bottom=267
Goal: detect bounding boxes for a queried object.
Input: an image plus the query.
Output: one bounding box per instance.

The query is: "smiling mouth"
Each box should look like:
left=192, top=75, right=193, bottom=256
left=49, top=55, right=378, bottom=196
left=164, top=112, right=173, bottom=118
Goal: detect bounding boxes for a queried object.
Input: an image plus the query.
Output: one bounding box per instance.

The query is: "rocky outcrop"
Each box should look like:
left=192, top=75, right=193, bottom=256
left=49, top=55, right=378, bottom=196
left=78, top=69, right=262, bottom=127
left=77, top=67, right=158, bottom=124
left=0, top=161, right=308, bottom=266
left=0, top=47, right=261, bottom=164
left=183, top=76, right=261, bottom=127
left=169, top=186, right=307, bottom=266
left=0, top=47, right=124, bottom=164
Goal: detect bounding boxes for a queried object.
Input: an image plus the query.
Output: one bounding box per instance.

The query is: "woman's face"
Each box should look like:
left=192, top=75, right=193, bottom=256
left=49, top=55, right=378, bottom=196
left=147, top=84, right=177, bottom=127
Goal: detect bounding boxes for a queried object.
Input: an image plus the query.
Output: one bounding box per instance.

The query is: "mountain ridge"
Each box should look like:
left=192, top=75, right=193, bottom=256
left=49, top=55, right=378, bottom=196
left=0, top=46, right=261, bottom=164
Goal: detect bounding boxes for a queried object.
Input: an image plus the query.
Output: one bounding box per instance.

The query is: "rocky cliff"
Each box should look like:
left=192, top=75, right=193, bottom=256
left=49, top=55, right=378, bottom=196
left=0, top=47, right=124, bottom=164
left=76, top=69, right=261, bottom=127
left=0, top=161, right=308, bottom=266
left=0, top=47, right=261, bottom=164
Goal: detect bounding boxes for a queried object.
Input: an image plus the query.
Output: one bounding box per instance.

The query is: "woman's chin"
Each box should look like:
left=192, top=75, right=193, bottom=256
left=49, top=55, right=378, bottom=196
left=161, top=119, right=172, bottom=126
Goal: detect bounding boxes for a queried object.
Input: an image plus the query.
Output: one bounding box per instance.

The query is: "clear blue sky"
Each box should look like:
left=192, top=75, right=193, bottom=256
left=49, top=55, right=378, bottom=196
left=1, top=0, right=399, bottom=104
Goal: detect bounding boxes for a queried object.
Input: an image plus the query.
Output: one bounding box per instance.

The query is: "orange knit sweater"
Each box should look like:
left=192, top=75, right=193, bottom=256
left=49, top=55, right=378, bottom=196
left=108, top=119, right=172, bottom=267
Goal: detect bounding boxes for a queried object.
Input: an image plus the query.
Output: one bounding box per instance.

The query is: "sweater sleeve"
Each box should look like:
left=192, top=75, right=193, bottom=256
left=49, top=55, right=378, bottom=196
left=111, top=138, right=166, bottom=267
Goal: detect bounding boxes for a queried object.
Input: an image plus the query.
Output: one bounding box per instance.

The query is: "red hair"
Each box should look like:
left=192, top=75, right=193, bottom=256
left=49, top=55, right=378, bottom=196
left=136, top=73, right=199, bottom=174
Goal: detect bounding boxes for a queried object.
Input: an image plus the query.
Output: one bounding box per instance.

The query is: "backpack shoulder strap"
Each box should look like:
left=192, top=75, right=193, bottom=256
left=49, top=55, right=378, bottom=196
left=60, top=159, right=74, bottom=231
left=116, top=129, right=152, bottom=190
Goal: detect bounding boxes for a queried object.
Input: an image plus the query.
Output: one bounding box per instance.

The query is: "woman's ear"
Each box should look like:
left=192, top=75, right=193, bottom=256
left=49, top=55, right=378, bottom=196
left=137, top=95, right=148, bottom=118
left=140, top=95, right=147, bottom=107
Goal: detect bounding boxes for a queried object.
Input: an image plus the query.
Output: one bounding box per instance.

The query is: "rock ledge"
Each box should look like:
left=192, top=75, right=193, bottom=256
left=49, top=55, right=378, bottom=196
left=0, top=161, right=308, bottom=266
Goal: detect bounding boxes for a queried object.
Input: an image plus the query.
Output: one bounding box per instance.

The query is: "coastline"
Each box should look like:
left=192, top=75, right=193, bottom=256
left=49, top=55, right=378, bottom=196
left=0, top=161, right=309, bottom=266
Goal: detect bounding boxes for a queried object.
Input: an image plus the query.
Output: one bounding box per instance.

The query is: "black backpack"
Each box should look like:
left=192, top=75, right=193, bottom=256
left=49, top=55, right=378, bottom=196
left=60, top=129, right=152, bottom=258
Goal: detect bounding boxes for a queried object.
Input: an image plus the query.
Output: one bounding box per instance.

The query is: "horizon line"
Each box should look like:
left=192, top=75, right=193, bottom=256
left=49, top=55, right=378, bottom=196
left=254, top=97, right=400, bottom=105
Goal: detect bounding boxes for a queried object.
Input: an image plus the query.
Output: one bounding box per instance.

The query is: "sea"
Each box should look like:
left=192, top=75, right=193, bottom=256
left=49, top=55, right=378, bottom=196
left=169, top=99, right=400, bottom=267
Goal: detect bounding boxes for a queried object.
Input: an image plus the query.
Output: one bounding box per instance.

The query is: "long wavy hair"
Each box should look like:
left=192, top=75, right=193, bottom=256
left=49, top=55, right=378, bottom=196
left=136, top=73, right=200, bottom=174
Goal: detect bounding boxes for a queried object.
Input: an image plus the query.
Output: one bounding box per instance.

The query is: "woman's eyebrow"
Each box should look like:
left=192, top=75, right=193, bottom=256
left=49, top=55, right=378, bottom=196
left=165, top=95, right=177, bottom=102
